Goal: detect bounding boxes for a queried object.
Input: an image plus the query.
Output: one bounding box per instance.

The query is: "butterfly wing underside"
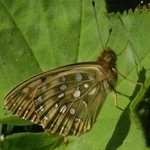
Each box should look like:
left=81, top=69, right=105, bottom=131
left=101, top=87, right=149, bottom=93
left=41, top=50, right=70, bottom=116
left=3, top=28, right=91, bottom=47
left=4, top=64, right=108, bottom=136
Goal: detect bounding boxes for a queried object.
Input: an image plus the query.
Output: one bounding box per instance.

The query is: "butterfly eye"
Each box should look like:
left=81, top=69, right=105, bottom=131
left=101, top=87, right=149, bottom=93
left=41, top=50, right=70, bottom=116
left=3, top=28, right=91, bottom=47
left=105, top=56, right=111, bottom=62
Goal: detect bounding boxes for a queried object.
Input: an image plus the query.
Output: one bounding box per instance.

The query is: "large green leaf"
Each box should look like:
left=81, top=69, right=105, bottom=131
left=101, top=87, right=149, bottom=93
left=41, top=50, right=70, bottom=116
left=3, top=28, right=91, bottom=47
left=0, top=0, right=150, bottom=149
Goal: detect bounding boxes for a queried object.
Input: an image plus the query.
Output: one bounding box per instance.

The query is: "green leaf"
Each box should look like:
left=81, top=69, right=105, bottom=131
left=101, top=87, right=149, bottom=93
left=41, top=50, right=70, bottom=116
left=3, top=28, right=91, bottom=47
left=0, top=0, right=150, bottom=150
left=0, top=132, right=64, bottom=150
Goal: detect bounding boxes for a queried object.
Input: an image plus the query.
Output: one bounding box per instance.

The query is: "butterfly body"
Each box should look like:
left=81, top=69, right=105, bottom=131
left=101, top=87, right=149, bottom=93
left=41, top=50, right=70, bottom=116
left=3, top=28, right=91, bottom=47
left=4, top=48, right=118, bottom=136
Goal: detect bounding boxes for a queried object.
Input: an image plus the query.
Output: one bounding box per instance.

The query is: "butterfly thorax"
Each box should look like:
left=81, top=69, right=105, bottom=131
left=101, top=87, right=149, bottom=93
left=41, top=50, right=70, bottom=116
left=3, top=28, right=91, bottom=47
left=97, top=48, right=118, bottom=89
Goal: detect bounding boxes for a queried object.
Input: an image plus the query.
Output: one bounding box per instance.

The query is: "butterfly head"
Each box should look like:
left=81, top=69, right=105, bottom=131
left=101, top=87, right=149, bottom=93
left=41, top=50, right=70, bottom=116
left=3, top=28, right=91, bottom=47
left=97, top=47, right=117, bottom=67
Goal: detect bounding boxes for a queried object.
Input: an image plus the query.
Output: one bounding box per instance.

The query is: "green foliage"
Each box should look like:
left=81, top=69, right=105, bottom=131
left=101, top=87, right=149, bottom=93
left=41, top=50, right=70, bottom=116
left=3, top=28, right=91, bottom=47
left=0, top=0, right=150, bottom=149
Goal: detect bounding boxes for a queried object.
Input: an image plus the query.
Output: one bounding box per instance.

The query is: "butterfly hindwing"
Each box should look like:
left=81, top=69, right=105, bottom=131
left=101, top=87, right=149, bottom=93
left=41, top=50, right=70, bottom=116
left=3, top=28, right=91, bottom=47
left=4, top=63, right=107, bottom=136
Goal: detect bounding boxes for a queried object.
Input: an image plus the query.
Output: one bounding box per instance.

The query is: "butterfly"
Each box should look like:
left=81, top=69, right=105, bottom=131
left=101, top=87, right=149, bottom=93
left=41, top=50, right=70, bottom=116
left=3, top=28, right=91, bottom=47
left=4, top=47, right=118, bottom=136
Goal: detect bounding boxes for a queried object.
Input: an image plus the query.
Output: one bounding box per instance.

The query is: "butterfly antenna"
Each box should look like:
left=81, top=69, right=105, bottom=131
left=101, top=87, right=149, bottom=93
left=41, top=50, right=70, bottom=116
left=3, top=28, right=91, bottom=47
left=104, top=29, right=112, bottom=49
left=92, top=0, right=104, bottom=49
